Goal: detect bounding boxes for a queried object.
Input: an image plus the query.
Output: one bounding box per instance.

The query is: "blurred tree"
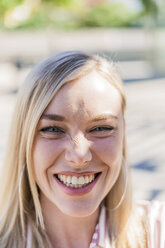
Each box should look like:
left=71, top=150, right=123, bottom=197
left=0, top=0, right=22, bottom=16
left=84, top=0, right=106, bottom=7
left=42, top=0, right=75, bottom=7
left=80, top=2, right=136, bottom=28
left=140, top=0, right=158, bottom=17
left=1, top=0, right=158, bottom=30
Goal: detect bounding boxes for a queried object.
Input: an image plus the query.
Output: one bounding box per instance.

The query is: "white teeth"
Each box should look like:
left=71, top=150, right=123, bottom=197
left=78, top=176, right=85, bottom=184
left=57, top=174, right=96, bottom=188
left=58, top=175, right=61, bottom=180
left=63, top=175, right=67, bottom=183
left=66, top=176, right=71, bottom=184
left=84, top=176, right=89, bottom=183
left=72, top=176, right=78, bottom=185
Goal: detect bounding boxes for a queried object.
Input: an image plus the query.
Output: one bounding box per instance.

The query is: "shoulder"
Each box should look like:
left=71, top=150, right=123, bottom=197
left=136, top=200, right=165, bottom=248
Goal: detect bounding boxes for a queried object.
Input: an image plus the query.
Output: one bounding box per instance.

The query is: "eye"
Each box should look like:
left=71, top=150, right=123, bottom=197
left=90, top=126, right=114, bottom=132
left=39, top=126, right=65, bottom=137
left=40, top=126, right=64, bottom=132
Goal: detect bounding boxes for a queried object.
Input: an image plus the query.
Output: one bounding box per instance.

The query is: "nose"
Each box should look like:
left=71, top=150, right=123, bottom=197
left=65, top=132, right=92, bottom=169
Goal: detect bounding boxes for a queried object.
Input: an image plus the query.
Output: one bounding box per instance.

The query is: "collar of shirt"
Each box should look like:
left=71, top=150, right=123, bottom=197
left=89, top=205, right=111, bottom=248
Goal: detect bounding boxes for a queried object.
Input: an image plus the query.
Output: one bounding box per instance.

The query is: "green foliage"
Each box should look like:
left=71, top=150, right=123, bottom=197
left=12, top=10, right=49, bottom=30
left=0, top=0, right=144, bottom=30
left=140, top=0, right=158, bottom=16
left=42, top=0, right=75, bottom=7
left=6, top=4, right=77, bottom=30
left=0, top=0, right=22, bottom=16
left=80, top=3, right=136, bottom=28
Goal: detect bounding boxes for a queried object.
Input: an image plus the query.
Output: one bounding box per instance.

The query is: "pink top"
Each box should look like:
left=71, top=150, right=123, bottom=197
left=89, top=205, right=110, bottom=248
left=137, top=200, right=165, bottom=248
left=26, top=201, right=165, bottom=248
left=90, top=201, right=165, bottom=248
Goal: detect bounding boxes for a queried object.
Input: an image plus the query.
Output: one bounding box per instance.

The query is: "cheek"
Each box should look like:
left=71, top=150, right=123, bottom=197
left=92, top=135, right=123, bottom=165
left=32, top=138, right=63, bottom=175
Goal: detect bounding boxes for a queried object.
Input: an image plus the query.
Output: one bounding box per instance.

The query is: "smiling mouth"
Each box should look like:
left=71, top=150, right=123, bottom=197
left=55, top=173, right=101, bottom=189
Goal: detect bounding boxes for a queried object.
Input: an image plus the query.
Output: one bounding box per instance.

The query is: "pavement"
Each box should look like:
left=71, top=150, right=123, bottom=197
left=0, top=77, right=165, bottom=201
left=125, top=79, right=165, bottom=201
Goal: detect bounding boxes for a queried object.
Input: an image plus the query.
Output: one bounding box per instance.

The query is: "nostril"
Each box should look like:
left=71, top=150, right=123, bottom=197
left=65, top=146, right=92, bottom=166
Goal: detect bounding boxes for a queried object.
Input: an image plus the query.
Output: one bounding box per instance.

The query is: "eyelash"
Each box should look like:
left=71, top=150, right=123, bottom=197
left=40, top=126, right=64, bottom=133
left=40, top=126, right=114, bottom=134
left=89, top=126, right=114, bottom=132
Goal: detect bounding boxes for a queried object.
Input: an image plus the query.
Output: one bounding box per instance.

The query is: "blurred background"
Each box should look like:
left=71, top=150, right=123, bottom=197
left=0, top=0, right=165, bottom=201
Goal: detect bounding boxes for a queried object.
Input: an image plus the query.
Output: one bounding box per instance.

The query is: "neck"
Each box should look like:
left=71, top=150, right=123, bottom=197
left=41, top=196, right=99, bottom=248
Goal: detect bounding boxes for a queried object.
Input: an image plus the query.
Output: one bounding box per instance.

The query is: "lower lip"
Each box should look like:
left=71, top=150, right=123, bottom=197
left=54, top=174, right=101, bottom=196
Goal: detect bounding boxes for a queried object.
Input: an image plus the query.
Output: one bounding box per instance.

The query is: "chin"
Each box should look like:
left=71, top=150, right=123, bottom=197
left=58, top=201, right=99, bottom=218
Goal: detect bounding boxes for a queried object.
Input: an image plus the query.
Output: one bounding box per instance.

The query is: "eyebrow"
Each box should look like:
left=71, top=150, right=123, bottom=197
left=89, top=114, right=118, bottom=123
left=41, top=114, right=66, bottom=121
left=40, top=113, right=118, bottom=122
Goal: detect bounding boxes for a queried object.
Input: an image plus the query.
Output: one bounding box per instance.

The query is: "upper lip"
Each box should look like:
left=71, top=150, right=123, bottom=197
left=54, top=171, right=102, bottom=177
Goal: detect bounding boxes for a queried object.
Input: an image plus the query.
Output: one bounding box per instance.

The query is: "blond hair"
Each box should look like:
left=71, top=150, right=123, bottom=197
left=0, top=51, right=148, bottom=247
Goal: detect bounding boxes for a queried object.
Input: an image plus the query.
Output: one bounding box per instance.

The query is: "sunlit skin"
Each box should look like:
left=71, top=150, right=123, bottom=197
left=32, top=70, right=125, bottom=248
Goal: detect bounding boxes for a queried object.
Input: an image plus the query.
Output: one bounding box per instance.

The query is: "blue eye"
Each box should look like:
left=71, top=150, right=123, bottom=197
left=40, top=126, right=64, bottom=133
left=90, top=126, right=114, bottom=132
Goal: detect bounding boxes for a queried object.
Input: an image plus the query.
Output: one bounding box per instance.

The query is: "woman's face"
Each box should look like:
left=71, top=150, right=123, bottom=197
left=33, top=69, right=125, bottom=217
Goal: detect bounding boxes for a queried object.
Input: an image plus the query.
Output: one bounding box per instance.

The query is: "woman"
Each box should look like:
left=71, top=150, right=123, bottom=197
left=0, top=51, right=164, bottom=248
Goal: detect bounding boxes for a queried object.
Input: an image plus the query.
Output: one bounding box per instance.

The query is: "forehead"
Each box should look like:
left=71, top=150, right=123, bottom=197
left=45, top=70, right=122, bottom=118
